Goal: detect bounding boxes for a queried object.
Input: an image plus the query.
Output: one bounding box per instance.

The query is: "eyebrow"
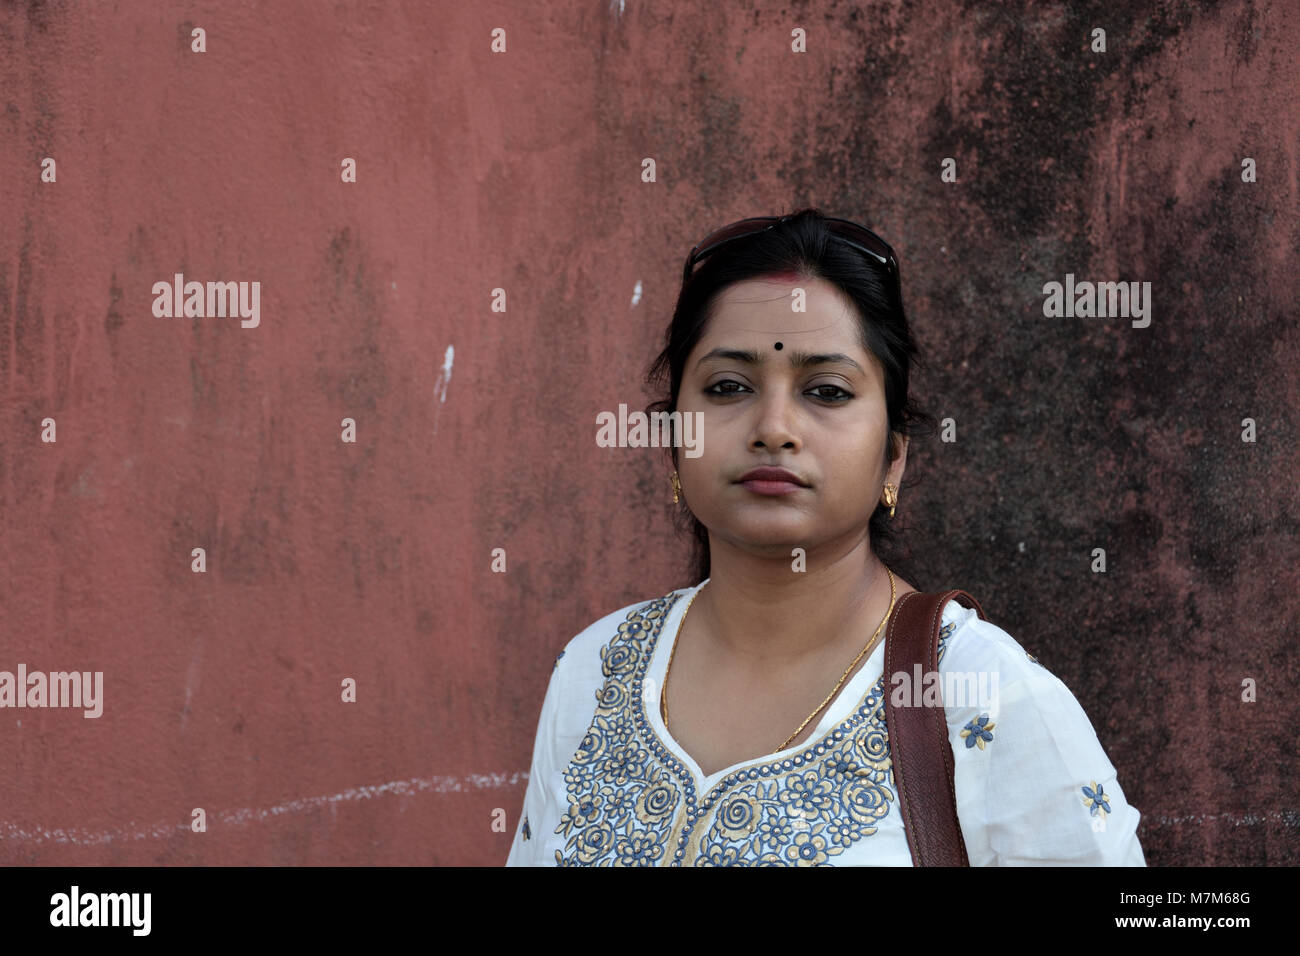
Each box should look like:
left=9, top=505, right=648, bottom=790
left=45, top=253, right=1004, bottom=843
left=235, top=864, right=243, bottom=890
left=694, top=347, right=866, bottom=375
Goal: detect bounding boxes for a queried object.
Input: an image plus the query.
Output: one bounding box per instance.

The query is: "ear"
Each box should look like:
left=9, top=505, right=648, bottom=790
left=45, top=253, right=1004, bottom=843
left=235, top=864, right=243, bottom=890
left=886, top=434, right=909, bottom=486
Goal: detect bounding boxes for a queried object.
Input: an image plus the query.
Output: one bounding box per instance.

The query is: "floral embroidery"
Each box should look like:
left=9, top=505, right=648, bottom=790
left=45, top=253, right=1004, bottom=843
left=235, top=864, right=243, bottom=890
left=935, top=621, right=958, bottom=664
left=960, top=714, right=996, bottom=749
left=521, top=816, right=531, bottom=841
left=614, top=831, right=664, bottom=866
left=553, top=590, right=922, bottom=866
left=1082, top=781, right=1111, bottom=818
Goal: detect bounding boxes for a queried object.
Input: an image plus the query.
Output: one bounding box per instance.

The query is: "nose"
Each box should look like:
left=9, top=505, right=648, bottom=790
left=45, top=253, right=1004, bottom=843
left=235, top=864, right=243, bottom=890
left=749, top=389, right=801, bottom=452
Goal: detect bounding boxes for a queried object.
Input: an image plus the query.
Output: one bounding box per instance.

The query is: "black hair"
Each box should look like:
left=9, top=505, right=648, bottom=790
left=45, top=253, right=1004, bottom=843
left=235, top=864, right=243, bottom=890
left=644, top=206, right=938, bottom=587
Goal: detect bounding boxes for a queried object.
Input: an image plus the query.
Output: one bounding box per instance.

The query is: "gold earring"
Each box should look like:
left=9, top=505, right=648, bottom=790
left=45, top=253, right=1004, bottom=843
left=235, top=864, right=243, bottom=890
left=881, top=483, right=898, bottom=518
left=671, top=470, right=681, bottom=504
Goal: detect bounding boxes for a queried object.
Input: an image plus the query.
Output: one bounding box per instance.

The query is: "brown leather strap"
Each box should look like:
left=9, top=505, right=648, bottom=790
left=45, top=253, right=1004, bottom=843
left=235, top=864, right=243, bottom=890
left=884, top=589, right=988, bottom=866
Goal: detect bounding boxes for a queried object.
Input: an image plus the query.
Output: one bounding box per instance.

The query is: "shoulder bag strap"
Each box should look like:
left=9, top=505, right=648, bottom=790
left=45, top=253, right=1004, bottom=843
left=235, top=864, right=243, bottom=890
left=883, top=588, right=988, bottom=867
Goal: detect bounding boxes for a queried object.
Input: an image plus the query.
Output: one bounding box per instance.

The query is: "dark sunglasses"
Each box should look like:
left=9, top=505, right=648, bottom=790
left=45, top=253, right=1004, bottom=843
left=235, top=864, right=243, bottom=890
left=681, top=214, right=901, bottom=290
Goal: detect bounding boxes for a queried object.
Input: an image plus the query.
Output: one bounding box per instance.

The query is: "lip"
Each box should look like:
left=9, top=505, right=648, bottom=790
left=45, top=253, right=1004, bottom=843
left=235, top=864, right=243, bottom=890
left=736, top=467, right=808, bottom=495
left=737, top=467, right=808, bottom=486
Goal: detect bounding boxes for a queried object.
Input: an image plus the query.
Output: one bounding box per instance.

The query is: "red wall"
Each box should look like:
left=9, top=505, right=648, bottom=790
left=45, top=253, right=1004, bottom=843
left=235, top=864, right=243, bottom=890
left=2, top=1, right=1296, bottom=865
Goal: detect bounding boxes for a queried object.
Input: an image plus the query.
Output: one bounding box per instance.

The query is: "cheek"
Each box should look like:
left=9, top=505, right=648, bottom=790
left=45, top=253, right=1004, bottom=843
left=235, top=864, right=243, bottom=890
left=827, top=436, right=880, bottom=471
left=820, top=445, right=886, bottom=498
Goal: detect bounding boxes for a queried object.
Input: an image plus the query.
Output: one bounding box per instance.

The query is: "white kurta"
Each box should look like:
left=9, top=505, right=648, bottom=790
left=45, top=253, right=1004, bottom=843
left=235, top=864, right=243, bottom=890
left=506, top=578, right=1146, bottom=866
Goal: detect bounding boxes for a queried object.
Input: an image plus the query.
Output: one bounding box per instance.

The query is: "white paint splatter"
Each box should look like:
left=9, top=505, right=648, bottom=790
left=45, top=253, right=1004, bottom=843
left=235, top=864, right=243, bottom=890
left=435, top=345, right=454, bottom=404
left=1144, top=810, right=1300, bottom=828
left=432, top=344, right=454, bottom=437
left=0, top=771, right=529, bottom=845
left=630, top=279, right=642, bottom=307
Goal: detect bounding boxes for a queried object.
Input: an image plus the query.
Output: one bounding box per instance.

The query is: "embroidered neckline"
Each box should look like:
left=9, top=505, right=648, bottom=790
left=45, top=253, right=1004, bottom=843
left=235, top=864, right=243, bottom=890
left=552, top=587, right=962, bottom=866
left=640, top=585, right=894, bottom=801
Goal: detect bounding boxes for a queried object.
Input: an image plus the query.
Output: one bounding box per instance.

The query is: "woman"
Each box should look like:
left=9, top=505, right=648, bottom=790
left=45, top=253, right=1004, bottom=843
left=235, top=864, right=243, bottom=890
left=506, top=209, right=1145, bottom=866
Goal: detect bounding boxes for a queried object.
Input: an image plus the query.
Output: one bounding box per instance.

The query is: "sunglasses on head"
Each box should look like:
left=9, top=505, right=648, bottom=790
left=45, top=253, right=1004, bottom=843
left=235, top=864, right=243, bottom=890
left=681, top=214, right=900, bottom=290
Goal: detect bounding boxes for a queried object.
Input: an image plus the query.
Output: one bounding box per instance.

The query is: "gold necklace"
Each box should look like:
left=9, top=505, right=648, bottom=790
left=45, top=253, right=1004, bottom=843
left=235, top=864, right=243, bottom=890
left=659, top=567, right=898, bottom=755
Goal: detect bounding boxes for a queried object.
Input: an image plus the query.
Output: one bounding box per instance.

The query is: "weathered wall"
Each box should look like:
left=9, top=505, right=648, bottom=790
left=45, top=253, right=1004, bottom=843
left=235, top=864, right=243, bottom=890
left=1, top=0, right=1295, bottom=865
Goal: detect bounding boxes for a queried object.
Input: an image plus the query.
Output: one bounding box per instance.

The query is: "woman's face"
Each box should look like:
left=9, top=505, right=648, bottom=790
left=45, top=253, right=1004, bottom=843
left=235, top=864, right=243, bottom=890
left=675, top=276, right=907, bottom=561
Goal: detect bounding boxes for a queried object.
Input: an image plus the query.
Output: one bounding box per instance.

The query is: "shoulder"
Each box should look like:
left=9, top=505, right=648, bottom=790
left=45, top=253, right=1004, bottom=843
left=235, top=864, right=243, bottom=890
left=929, top=593, right=1086, bottom=721
left=927, top=597, right=1144, bottom=864
left=934, top=596, right=1051, bottom=685
left=932, top=594, right=1109, bottom=766
left=549, top=585, right=692, bottom=680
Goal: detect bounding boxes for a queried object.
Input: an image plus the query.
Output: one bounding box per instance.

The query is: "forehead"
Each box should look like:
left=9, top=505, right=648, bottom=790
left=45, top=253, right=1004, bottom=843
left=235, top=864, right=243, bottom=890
left=698, top=276, right=869, bottom=351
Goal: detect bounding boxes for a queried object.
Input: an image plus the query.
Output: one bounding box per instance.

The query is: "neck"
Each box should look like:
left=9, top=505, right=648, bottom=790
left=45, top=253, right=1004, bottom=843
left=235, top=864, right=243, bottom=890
left=694, top=536, right=897, bottom=673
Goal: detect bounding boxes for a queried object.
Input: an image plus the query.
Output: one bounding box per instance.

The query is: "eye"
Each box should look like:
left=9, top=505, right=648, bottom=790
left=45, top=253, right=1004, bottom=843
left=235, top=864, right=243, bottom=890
left=705, top=379, right=750, bottom=396
left=704, top=380, right=854, bottom=402
left=809, top=384, right=853, bottom=402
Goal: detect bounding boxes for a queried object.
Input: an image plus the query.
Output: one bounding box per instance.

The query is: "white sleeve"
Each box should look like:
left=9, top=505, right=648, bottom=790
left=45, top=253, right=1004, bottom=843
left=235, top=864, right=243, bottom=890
left=944, top=616, right=1146, bottom=866
left=504, top=657, right=564, bottom=867
left=502, top=594, right=684, bottom=865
